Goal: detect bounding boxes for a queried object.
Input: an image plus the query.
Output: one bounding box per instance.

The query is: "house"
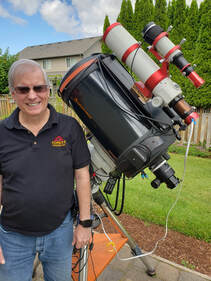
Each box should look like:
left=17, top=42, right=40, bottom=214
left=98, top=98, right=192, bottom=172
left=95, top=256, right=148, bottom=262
left=18, top=36, right=102, bottom=93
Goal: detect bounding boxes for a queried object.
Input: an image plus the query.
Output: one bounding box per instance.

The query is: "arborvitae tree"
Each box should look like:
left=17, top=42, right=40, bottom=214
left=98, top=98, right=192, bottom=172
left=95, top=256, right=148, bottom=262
left=185, top=0, right=211, bottom=108
left=136, top=0, right=154, bottom=50
left=118, top=0, right=128, bottom=28
left=126, top=0, right=134, bottom=35
left=167, top=0, right=176, bottom=26
left=183, top=0, right=199, bottom=61
left=141, top=0, right=154, bottom=30
left=116, top=13, right=120, bottom=22
left=198, top=0, right=205, bottom=24
left=133, top=0, right=143, bottom=41
left=154, top=0, right=168, bottom=30
left=170, top=0, right=187, bottom=42
left=101, top=15, right=112, bottom=54
left=118, top=0, right=134, bottom=34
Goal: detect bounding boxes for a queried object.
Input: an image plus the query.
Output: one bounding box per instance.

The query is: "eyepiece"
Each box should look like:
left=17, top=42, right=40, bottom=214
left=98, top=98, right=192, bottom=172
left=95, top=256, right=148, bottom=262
left=150, top=160, right=180, bottom=189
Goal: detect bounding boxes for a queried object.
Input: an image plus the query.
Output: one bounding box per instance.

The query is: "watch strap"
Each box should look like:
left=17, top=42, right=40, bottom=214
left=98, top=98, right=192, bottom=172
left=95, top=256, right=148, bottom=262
left=79, top=219, right=92, bottom=228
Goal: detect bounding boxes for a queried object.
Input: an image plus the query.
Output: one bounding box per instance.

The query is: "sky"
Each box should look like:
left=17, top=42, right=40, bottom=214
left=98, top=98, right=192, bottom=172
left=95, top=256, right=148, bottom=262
left=0, top=0, right=204, bottom=55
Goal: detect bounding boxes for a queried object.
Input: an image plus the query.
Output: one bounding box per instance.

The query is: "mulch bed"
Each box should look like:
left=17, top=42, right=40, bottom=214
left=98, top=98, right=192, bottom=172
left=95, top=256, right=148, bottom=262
left=95, top=210, right=211, bottom=276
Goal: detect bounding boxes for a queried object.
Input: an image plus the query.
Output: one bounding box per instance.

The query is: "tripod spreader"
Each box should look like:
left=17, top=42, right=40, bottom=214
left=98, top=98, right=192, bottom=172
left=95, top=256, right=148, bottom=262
left=92, top=189, right=156, bottom=276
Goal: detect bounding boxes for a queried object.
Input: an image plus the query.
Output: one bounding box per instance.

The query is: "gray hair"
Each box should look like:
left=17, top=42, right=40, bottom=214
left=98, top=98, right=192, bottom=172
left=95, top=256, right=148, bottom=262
left=8, top=59, right=49, bottom=90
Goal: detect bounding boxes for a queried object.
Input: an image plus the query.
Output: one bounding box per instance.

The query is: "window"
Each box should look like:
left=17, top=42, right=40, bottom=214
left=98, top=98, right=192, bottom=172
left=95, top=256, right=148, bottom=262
left=43, top=59, right=51, bottom=70
left=66, top=57, right=78, bottom=68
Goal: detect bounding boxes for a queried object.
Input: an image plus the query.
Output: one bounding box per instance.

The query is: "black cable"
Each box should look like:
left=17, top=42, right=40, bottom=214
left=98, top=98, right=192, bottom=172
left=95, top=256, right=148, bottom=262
left=72, top=249, right=89, bottom=274
left=114, top=174, right=126, bottom=216
left=105, top=174, right=126, bottom=216
left=114, top=178, right=120, bottom=210
left=130, top=43, right=141, bottom=75
left=72, top=249, right=84, bottom=271
left=89, top=248, right=98, bottom=281
left=89, top=232, right=98, bottom=281
left=106, top=177, right=120, bottom=212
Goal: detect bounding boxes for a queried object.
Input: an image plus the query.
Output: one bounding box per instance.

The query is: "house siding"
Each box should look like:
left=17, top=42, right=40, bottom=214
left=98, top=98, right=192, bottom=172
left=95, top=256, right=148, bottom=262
left=18, top=36, right=102, bottom=93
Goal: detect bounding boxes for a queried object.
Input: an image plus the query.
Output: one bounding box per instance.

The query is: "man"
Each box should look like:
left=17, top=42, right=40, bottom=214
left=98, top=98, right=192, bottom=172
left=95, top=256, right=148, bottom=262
left=0, top=59, right=91, bottom=281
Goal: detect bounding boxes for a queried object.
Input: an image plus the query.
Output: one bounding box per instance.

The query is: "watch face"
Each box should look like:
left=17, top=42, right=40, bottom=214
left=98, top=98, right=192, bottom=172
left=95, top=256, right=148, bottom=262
left=79, top=219, right=92, bottom=227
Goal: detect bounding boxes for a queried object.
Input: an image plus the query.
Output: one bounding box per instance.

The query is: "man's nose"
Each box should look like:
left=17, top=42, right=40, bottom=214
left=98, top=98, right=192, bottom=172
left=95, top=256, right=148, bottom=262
left=28, top=88, right=37, bottom=98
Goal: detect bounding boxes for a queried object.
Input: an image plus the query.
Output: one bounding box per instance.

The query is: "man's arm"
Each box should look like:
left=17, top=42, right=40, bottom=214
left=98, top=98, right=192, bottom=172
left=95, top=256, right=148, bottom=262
left=72, top=165, right=91, bottom=249
left=0, top=175, right=5, bottom=264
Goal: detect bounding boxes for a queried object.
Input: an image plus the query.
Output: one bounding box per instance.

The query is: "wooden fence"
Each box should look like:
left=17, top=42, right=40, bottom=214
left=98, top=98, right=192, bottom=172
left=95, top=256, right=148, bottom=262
left=0, top=95, right=210, bottom=148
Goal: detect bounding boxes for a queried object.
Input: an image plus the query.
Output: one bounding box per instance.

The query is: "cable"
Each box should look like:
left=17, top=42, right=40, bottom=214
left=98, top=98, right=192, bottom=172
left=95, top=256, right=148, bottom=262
left=106, top=178, right=120, bottom=212
left=105, top=175, right=126, bottom=216
left=72, top=246, right=89, bottom=274
left=96, top=120, right=195, bottom=261
left=130, top=43, right=141, bottom=76
left=89, top=234, right=98, bottom=281
left=114, top=174, right=126, bottom=216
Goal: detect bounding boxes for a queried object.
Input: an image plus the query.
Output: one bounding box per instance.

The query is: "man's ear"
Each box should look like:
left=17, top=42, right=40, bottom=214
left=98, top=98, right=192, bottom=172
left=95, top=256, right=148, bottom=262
left=11, top=90, right=17, bottom=102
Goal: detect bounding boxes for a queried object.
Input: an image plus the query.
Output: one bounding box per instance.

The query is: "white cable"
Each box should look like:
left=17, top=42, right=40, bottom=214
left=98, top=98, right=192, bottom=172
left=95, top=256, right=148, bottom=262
left=97, top=121, right=195, bottom=261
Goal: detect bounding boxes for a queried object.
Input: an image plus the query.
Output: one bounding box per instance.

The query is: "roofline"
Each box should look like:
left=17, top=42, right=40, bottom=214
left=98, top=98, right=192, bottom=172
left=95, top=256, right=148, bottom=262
left=23, top=35, right=102, bottom=50
left=28, top=53, right=84, bottom=60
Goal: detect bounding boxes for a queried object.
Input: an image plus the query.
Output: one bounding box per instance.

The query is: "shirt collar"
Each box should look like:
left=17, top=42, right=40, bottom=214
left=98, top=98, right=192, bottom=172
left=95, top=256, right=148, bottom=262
left=4, top=103, right=59, bottom=130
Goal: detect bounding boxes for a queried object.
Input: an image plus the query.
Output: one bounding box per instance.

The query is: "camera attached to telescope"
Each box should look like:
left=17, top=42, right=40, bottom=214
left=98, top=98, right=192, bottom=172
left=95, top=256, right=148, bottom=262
left=58, top=22, right=204, bottom=193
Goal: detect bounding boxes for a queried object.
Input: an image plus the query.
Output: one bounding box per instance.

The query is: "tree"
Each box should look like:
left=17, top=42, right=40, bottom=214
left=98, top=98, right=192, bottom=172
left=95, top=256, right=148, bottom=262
left=101, top=15, right=112, bottom=54
left=118, top=0, right=128, bottom=27
left=183, top=0, right=199, bottom=60
left=154, top=0, right=168, bottom=30
left=117, top=0, right=134, bottom=34
left=126, top=0, right=134, bottom=35
left=167, top=0, right=176, bottom=26
left=170, top=0, right=187, bottom=42
left=133, top=0, right=142, bottom=40
left=0, top=48, right=17, bottom=95
left=186, top=0, right=211, bottom=108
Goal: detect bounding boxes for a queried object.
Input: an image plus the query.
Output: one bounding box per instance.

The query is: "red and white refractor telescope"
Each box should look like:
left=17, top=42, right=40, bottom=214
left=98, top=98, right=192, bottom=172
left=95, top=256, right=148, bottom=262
left=103, top=22, right=205, bottom=125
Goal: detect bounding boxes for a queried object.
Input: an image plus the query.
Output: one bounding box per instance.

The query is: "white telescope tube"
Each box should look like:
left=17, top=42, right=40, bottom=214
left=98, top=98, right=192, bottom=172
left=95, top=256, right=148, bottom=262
left=103, top=23, right=182, bottom=106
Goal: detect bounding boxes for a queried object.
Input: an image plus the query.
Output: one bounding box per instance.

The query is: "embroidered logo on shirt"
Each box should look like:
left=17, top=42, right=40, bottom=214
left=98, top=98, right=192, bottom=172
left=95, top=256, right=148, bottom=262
left=51, top=136, right=66, bottom=147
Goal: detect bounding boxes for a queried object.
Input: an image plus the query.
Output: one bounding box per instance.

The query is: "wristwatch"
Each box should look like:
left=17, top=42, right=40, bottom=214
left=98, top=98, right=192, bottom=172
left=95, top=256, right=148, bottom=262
left=79, top=219, right=92, bottom=228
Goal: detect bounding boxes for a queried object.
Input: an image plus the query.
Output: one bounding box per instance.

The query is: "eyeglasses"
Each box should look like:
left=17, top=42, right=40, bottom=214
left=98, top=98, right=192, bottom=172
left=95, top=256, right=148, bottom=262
left=14, top=85, right=49, bottom=95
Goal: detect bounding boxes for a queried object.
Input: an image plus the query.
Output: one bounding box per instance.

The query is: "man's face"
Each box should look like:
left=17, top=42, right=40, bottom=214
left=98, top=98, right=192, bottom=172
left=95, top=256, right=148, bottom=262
left=12, top=67, right=50, bottom=118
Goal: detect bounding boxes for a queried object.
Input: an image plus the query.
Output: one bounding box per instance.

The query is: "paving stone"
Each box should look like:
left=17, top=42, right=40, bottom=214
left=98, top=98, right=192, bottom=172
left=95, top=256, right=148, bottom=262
left=179, top=271, right=211, bottom=281
left=145, top=255, right=160, bottom=269
left=97, top=264, right=125, bottom=281
left=32, top=244, right=210, bottom=281
left=109, top=246, right=134, bottom=271
left=124, top=267, right=162, bottom=281
left=156, top=261, right=179, bottom=281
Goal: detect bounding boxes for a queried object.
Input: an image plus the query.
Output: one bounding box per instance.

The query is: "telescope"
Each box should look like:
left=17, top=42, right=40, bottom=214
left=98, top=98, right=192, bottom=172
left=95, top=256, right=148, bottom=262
left=58, top=22, right=204, bottom=191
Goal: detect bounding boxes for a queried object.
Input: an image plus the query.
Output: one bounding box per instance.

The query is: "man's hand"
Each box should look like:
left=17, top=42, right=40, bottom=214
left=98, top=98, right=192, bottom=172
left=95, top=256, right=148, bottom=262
left=0, top=246, right=5, bottom=264
left=72, top=224, right=91, bottom=249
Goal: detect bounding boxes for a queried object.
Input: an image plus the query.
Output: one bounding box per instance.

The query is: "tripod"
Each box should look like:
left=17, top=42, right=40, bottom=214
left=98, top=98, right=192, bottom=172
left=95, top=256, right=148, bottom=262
left=73, top=189, right=155, bottom=281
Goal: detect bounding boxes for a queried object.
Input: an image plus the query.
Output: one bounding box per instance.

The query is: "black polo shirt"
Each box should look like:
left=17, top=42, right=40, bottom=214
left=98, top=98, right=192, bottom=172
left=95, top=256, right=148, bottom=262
left=0, top=104, right=90, bottom=236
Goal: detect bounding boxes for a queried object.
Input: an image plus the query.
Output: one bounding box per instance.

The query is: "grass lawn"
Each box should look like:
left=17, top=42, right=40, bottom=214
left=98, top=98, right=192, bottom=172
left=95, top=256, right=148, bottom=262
left=105, top=153, right=211, bottom=242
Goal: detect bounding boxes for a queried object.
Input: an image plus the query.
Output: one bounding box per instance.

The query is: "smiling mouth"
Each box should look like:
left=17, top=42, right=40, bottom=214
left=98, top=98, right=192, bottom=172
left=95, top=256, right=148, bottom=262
left=27, top=102, right=41, bottom=107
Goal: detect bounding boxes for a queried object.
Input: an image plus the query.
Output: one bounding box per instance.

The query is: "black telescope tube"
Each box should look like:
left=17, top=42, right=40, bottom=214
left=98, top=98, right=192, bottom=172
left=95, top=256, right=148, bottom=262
left=172, top=53, right=194, bottom=76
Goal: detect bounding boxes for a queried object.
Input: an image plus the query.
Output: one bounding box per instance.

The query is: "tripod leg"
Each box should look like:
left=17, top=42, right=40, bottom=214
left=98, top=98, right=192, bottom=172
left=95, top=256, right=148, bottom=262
left=93, top=190, right=156, bottom=276
left=78, top=246, right=89, bottom=281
